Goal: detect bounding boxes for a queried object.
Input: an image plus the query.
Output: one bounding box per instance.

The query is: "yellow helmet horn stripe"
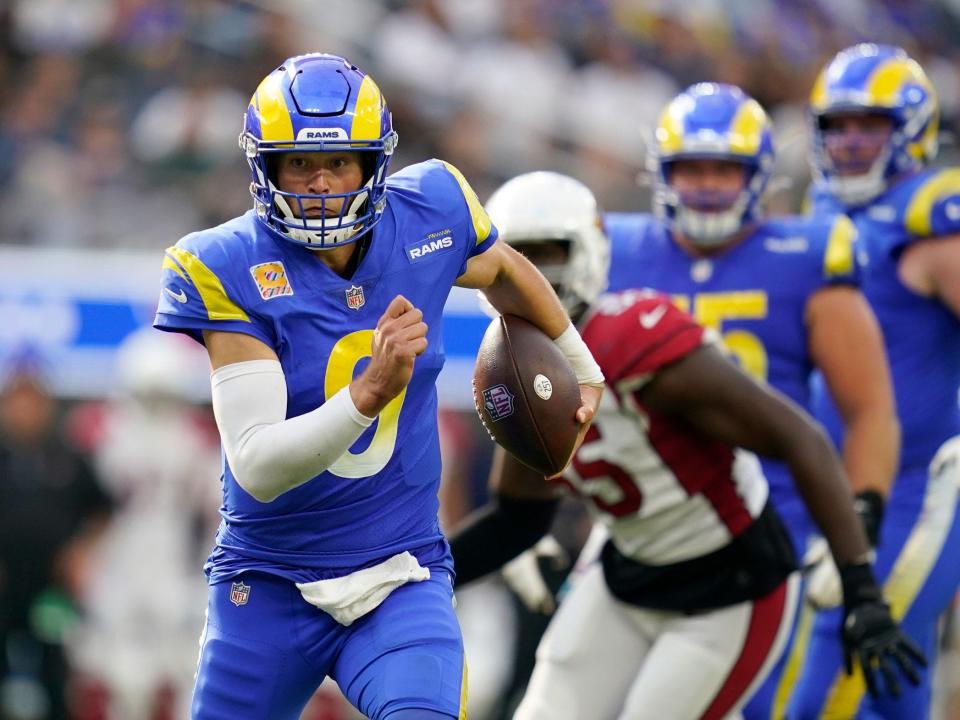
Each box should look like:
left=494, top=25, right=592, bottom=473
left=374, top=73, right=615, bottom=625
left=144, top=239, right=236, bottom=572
left=655, top=101, right=686, bottom=155
left=729, top=99, right=766, bottom=155
left=809, top=69, right=829, bottom=111
left=866, top=58, right=931, bottom=108
left=252, top=73, right=294, bottom=143
left=351, top=75, right=384, bottom=141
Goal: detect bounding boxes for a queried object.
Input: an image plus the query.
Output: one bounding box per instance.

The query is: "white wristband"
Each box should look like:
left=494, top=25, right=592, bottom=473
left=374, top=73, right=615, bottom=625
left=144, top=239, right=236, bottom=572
left=553, top=323, right=604, bottom=385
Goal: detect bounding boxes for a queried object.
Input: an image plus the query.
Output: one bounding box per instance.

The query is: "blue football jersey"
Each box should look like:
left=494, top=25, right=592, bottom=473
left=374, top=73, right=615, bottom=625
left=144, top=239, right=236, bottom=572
left=809, top=168, right=960, bottom=472
left=154, top=159, right=497, bottom=584
left=605, top=211, right=861, bottom=552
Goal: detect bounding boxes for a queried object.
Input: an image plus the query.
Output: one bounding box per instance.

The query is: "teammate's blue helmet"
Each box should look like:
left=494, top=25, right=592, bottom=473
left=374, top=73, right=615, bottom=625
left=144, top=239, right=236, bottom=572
left=809, top=44, right=939, bottom=207
left=240, top=53, right=398, bottom=248
left=653, top=83, right=775, bottom=247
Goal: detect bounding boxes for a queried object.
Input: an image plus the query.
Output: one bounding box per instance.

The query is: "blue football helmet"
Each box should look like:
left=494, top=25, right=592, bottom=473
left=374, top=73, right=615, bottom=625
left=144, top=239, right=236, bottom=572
left=240, top=53, right=398, bottom=248
left=809, top=44, right=939, bottom=207
left=652, top=83, right=775, bottom=247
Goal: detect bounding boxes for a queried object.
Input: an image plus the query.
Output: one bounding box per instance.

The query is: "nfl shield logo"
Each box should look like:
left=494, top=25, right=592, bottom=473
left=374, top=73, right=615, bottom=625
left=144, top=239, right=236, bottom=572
left=482, top=384, right=515, bottom=422
left=345, top=285, right=365, bottom=310
left=230, top=581, right=251, bottom=607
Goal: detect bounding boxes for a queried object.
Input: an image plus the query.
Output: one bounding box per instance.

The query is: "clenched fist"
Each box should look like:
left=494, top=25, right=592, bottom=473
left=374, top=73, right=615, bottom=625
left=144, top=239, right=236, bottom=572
left=351, top=295, right=428, bottom=417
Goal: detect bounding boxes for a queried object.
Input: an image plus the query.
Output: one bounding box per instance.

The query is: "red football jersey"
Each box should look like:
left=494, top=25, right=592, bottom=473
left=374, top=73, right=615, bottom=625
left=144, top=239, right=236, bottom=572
left=558, top=289, right=769, bottom=565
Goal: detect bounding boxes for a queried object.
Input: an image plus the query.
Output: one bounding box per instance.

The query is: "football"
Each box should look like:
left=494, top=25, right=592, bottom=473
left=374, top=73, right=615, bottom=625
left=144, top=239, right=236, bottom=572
left=472, top=314, right=582, bottom=476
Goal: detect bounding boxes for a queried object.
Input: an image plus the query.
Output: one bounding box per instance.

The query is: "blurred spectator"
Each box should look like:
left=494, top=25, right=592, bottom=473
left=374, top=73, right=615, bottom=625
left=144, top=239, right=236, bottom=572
left=0, top=54, right=80, bottom=191
left=65, top=329, right=218, bottom=720
left=0, top=95, right=203, bottom=249
left=2, top=0, right=960, bottom=248
left=10, top=0, right=113, bottom=53
left=456, top=0, right=571, bottom=177
left=129, top=62, right=247, bottom=172
left=110, top=0, right=185, bottom=52
left=0, top=352, right=111, bottom=720
left=563, top=29, right=676, bottom=168
left=370, top=0, right=461, bottom=126
left=437, top=409, right=518, bottom=720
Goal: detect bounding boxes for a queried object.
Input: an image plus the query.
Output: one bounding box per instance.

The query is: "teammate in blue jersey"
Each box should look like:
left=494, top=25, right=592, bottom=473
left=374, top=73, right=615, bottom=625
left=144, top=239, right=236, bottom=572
left=153, top=53, right=603, bottom=720
left=788, top=44, right=960, bottom=720
left=604, top=83, right=899, bottom=718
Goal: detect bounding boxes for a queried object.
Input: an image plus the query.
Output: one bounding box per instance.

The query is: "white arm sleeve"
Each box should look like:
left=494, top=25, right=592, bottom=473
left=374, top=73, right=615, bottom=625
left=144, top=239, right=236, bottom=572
left=210, top=360, right=375, bottom=503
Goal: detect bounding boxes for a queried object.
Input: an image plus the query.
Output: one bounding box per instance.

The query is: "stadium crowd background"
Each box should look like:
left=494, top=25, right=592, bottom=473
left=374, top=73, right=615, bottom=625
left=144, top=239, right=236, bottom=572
left=4, top=0, right=960, bottom=251
left=1, top=1, right=959, bottom=719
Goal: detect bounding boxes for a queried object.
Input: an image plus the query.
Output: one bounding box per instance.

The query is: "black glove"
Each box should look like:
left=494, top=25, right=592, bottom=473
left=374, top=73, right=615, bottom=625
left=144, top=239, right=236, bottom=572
left=840, top=562, right=926, bottom=698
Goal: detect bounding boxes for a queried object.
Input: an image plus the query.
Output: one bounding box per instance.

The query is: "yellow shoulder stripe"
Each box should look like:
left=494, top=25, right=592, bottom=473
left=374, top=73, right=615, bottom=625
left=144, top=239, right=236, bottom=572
left=161, top=252, right=188, bottom=281
left=905, top=169, right=960, bottom=237
left=441, top=161, right=493, bottom=245
left=165, top=246, right=250, bottom=322
left=824, top=215, right=856, bottom=277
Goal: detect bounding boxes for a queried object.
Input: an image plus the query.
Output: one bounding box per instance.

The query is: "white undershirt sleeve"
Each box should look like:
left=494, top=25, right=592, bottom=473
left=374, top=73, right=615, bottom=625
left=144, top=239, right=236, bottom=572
left=210, top=360, right=375, bottom=503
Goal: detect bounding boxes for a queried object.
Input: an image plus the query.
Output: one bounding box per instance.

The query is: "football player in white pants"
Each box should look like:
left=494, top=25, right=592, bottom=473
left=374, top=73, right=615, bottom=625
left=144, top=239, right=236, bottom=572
left=519, top=561, right=796, bottom=720
left=449, top=172, right=924, bottom=720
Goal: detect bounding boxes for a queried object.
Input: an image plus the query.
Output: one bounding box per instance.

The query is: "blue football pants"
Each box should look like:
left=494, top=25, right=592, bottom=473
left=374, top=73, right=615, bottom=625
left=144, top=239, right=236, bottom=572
left=191, top=568, right=467, bottom=719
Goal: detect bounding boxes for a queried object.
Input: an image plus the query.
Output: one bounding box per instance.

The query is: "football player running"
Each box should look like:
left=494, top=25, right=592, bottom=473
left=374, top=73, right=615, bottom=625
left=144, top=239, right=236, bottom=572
left=153, top=54, right=602, bottom=720
left=789, top=43, right=960, bottom=720
left=602, top=83, right=899, bottom=718
left=448, top=172, right=922, bottom=720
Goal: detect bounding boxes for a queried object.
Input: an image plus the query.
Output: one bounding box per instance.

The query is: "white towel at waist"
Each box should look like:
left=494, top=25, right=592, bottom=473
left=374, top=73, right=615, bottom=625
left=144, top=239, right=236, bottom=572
left=296, top=551, right=430, bottom=626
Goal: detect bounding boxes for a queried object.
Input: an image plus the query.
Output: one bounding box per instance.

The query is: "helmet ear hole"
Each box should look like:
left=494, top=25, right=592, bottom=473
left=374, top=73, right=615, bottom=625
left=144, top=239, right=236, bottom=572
left=265, top=154, right=281, bottom=186
left=361, top=152, right=377, bottom=184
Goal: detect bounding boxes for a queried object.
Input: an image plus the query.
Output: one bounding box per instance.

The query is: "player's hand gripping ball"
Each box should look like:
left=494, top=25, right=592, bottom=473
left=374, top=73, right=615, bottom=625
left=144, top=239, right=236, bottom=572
left=473, top=315, right=581, bottom=476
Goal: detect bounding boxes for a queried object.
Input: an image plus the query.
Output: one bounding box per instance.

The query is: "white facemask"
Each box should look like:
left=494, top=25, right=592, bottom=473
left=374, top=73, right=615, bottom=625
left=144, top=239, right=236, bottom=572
left=823, top=144, right=891, bottom=207
left=674, top=191, right=750, bottom=247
